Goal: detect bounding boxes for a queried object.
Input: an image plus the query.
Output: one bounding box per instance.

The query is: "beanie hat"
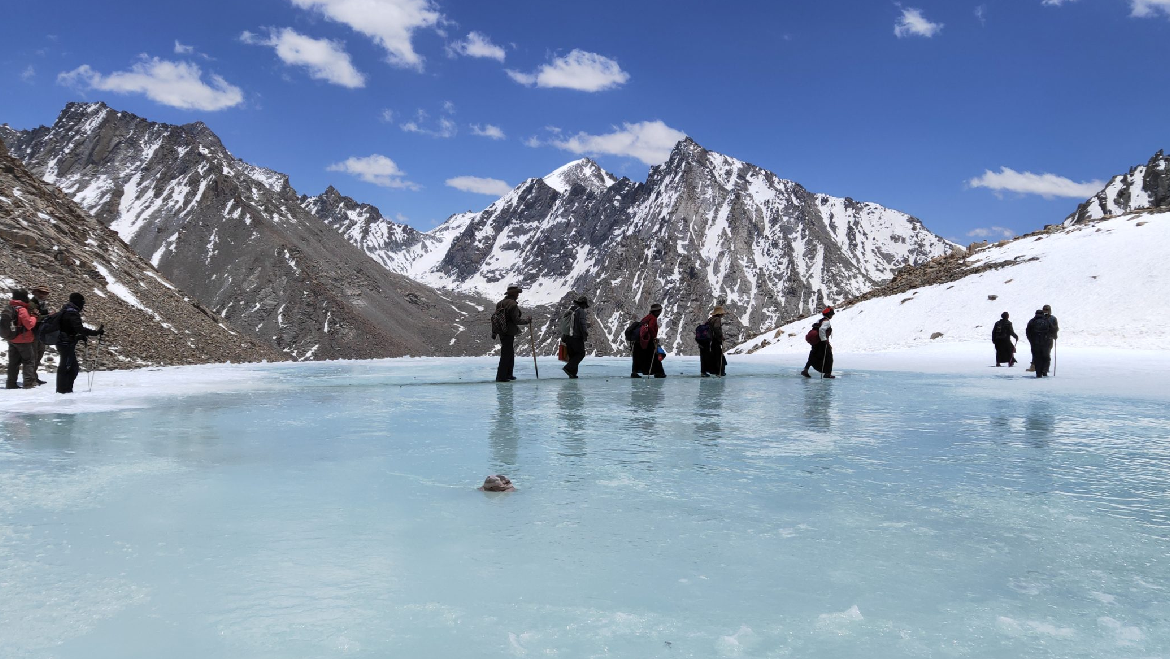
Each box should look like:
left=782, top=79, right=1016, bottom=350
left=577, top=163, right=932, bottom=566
left=69, top=292, right=86, bottom=308
left=822, top=306, right=835, bottom=316
left=11, top=289, right=29, bottom=302
left=1001, top=312, right=1009, bottom=319
left=650, top=303, right=663, bottom=313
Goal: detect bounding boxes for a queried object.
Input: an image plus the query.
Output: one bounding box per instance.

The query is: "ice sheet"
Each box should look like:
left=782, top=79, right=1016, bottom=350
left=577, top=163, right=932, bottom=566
left=2, top=355, right=1168, bottom=657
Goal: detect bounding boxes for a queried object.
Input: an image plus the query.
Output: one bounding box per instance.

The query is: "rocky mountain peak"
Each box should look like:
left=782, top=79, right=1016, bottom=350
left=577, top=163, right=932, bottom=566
left=541, top=158, right=617, bottom=195
left=1065, top=149, right=1170, bottom=225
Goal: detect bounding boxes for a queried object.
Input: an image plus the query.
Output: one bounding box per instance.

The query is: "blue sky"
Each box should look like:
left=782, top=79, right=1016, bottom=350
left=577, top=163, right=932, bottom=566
left=2, top=0, right=1167, bottom=240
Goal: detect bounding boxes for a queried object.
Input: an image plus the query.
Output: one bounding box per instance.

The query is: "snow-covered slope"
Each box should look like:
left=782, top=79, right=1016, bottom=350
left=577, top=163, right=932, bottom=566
left=318, top=138, right=954, bottom=355
left=735, top=209, right=1170, bottom=355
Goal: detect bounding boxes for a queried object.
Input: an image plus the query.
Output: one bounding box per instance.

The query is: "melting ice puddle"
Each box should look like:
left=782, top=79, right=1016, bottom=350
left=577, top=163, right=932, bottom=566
left=1, top=357, right=1168, bottom=658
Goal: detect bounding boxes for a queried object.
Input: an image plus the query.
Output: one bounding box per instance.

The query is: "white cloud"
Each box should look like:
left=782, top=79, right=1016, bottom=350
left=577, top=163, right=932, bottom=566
left=550, top=120, right=686, bottom=165
left=380, top=108, right=395, bottom=122
left=966, top=226, right=1015, bottom=239
left=894, top=8, right=944, bottom=38
left=20, top=65, right=35, bottom=82
left=442, top=100, right=455, bottom=114
left=447, top=31, right=505, bottom=62
left=470, top=123, right=505, bottom=139
left=968, top=167, right=1105, bottom=199
left=327, top=154, right=419, bottom=189
left=174, top=40, right=195, bottom=55
left=522, top=135, right=542, bottom=148
left=445, top=176, right=512, bottom=196
left=1131, top=0, right=1170, bottom=17
left=57, top=57, right=243, bottom=111
left=241, top=28, right=365, bottom=88
left=506, top=49, right=629, bottom=92
left=400, top=105, right=456, bottom=137
left=289, top=0, right=442, bottom=71
left=975, top=5, right=987, bottom=24
left=1042, top=0, right=1074, bottom=5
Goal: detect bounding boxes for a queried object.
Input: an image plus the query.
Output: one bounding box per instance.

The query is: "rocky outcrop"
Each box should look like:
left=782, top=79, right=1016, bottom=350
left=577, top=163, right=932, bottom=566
left=1065, top=150, right=1170, bottom=225
left=0, top=138, right=281, bottom=370
left=2, top=102, right=494, bottom=360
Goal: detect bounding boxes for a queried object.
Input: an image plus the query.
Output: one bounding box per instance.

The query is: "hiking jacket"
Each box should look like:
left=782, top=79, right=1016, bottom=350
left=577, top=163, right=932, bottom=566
left=818, top=318, right=833, bottom=343
left=6, top=300, right=37, bottom=344
left=1026, top=316, right=1050, bottom=344
left=1044, top=314, right=1059, bottom=340
left=59, top=303, right=100, bottom=345
left=992, top=319, right=1017, bottom=342
left=571, top=305, right=588, bottom=342
left=708, top=315, right=724, bottom=344
left=496, top=298, right=531, bottom=337
left=639, top=313, right=659, bottom=348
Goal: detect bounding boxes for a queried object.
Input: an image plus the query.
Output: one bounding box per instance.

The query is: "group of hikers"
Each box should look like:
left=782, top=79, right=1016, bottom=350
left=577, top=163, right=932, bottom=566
left=990, top=304, right=1060, bottom=377
left=490, top=285, right=832, bottom=381
left=4, top=287, right=104, bottom=393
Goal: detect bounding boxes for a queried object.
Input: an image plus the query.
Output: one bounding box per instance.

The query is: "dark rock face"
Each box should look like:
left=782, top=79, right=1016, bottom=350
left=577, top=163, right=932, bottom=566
left=320, top=138, right=954, bottom=355
left=0, top=138, right=281, bottom=370
left=2, top=102, right=493, bottom=360
left=1065, top=150, right=1170, bottom=225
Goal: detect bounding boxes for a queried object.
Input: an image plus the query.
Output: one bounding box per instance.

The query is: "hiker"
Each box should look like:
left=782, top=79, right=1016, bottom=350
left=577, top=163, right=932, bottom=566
left=56, top=293, right=104, bottom=394
left=698, top=305, right=727, bottom=377
left=4, top=289, right=39, bottom=389
left=1043, top=304, right=1059, bottom=344
left=479, top=474, right=516, bottom=492
left=992, top=312, right=1018, bottom=367
left=29, top=285, right=52, bottom=385
left=492, top=285, right=532, bottom=382
left=800, top=318, right=824, bottom=377
left=1025, top=309, right=1052, bottom=378
left=801, top=307, right=836, bottom=379
left=561, top=295, right=589, bottom=379
left=631, top=303, right=666, bottom=378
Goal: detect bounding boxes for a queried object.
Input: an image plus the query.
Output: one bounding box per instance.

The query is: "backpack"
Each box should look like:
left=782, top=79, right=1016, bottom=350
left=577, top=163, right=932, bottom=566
left=559, top=307, right=575, bottom=337
left=37, top=308, right=66, bottom=346
left=490, top=307, right=508, bottom=339
left=1, top=305, right=25, bottom=341
left=805, top=323, right=821, bottom=346
left=623, top=320, right=642, bottom=342
left=991, top=320, right=1006, bottom=342
left=694, top=322, right=711, bottom=343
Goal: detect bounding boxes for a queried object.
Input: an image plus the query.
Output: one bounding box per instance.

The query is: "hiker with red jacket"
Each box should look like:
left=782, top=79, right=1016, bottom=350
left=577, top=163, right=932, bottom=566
left=4, top=289, right=39, bottom=389
left=631, top=303, right=666, bottom=379
left=801, top=307, right=836, bottom=379
left=56, top=293, right=104, bottom=394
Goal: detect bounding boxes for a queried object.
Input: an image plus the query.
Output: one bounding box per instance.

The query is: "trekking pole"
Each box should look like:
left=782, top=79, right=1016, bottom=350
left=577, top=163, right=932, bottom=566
left=1051, top=339, right=1056, bottom=378
left=88, top=335, right=102, bottom=392
left=820, top=341, right=828, bottom=379
left=529, top=324, right=540, bottom=379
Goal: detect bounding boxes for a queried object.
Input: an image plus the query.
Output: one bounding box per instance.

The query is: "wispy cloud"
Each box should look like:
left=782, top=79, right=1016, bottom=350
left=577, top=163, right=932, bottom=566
left=379, top=108, right=395, bottom=123
left=447, top=31, right=505, bottom=62
left=550, top=120, right=685, bottom=165
left=327, top=154, right=419, bottom=189
left=289, top=0, right=443, bottom=71
left=400, top=105, right=457, bottom=138
left=968, top=167, right=1104, bottom=199
left=241, top=28, right=365, bottom=88
left=470, top=123, right=505, bottom=140
left=975, top=5, right=987, bottom=24
left=174, top=40, right=195, bottom=55
left=894, top=7, right=944, bottom=38
left=1131, top=0, right=1170, bottom=17
left=20, top=65, right=35, bottom=82
left=966, top=226, right=1015, bottom=239
left=507, top=49, right=629, bottom=92
left=1042, top=0, right=1075, bottom=5
left=57, top=57, right=243, bottom=111
left=446, top=176, right=512, bottom=196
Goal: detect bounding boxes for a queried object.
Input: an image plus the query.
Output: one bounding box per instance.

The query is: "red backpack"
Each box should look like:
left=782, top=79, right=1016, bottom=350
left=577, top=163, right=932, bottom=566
left=805, top=323, right=821, bottom=346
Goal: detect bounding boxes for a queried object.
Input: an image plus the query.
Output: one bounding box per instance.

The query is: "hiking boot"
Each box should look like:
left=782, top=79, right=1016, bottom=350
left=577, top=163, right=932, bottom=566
left=495, top=378, right=512, bottom=383
left=35, top=378, right=47, bottom=385
left=508, top=376, right=517, bottom=381
left=822, top=375, right=836, bottom=379
left=5, top=383, right=19, bottom=390
left=630, top=373, right=641, bottom=378
left=700, top=373, right=710, bottom=377
left=800, top=369, right=811, bottom=378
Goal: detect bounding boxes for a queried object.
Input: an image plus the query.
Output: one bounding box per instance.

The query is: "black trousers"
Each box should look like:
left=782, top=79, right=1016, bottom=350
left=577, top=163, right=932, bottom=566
left=496, top=334, right=516, bottom=381
left=809, top=343, right=833, bottom=376
left=699, top=342, right=726, bottom=376
left=563, top=336, right=586, bottom=377
left=1031, top=343, right=1051, bottom=377
left=6, top=342, right=37, bottom=388
left=632, top=344, right=665, bottom=377
left=56, top=341, right=83, bottom=393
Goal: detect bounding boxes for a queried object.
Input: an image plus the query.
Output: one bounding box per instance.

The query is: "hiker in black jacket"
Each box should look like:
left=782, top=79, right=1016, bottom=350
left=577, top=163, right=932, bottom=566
left=494, top=286, right=531, bottom=382
left=56, top=293, right=103, bottom=394
left=562, top=295, right=589, bottom=379
left=992, top=312, right=1018, bottom=367
left=631, top=303, right=665, bottom=378
left=1025, top=309, right=1052, bottom=378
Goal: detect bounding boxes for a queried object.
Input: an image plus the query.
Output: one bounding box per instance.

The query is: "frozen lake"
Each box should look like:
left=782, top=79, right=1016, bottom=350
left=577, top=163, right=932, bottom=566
left=2, top=353, right=1169, bottom=657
